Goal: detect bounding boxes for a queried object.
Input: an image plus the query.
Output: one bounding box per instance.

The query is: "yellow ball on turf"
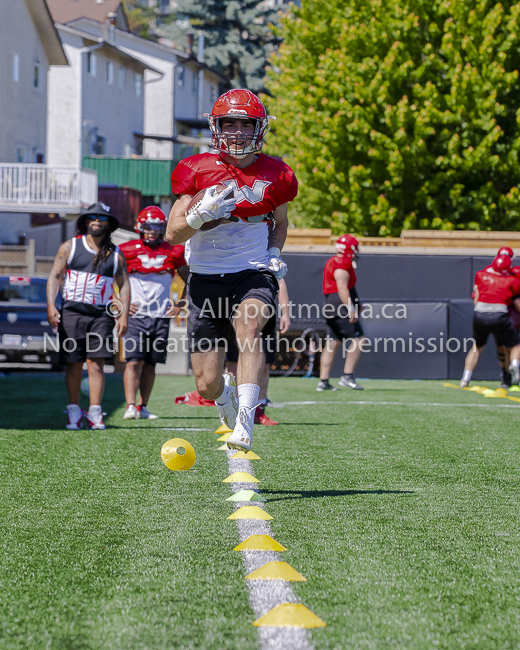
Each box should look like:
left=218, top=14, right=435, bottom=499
left=161, top=438, right=196, bottom=471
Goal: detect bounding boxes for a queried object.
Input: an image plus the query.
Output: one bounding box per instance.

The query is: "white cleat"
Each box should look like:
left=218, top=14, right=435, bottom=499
left=65, top=404, right=83, bottom=430
left=123, top=404, right=138, bottom=420
left=509, top=364, right=520, bottom=386
left=216, top=373, right=238, bottom=429
left=227, top=408, right=253, bottom=452
left=460, top=380, right=469, bottom=389
left=85, top=405, right=106, bottom=430
left=138, top=406, right=159, bottom=420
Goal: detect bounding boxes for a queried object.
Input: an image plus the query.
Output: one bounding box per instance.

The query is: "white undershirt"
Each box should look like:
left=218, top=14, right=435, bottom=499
left=186, top=220, right=269, bottom=274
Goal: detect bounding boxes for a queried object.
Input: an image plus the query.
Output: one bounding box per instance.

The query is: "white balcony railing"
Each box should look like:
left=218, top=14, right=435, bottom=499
left=0, top=164, right=98, bottom=214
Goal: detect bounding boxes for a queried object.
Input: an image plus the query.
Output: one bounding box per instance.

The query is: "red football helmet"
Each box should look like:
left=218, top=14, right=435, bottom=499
left=135, top=206, right=166, bottom=245
left=492, top=254, right=512, bottom=274
left=206, top=89, right=274, bottom=159
left=497, top=246, right=515, bottom=261
left=335, top=234, right=359, bottom=260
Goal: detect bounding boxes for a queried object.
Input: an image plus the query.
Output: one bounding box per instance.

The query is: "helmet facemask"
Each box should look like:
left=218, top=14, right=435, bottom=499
left=208, top=114, right=271, bottom=159
left=139, top=223, right=165, bottom=247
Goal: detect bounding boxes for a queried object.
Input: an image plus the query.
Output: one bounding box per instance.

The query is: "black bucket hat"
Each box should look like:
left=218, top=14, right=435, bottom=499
left=76, top=202, right=120, bottom=235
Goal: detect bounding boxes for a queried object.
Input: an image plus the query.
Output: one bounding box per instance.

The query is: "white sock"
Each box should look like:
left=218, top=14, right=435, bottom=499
left=462, top=370, right=472, bottom=382
left=215, top=381, right=230, bottom=406
left=237, top=383, right=260, bottom=427
left=89, top=404, right=101, bottom=412
left=512, top=359, right=520, bottom=370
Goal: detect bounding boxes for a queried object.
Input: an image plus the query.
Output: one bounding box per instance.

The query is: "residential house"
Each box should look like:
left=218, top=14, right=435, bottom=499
left=0, top=0, right=98, bottom=249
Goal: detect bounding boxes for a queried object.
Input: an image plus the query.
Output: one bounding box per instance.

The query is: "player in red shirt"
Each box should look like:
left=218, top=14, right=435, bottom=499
left=120, top=207, right=188, bottom=419
left=317, top=234, right=367, bottom=391
left=166, top=89, right=298, bottom=451
left=460, top=254, right=520, bottom=387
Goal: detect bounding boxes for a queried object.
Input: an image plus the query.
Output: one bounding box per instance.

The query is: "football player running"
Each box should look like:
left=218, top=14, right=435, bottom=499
left=317, top=235, right=367, bottom=392
left=460, top=254, right=520, bottom=387
left=120, top=207, right=189, bottom=420
left=166, top=89, right=298, bottom=451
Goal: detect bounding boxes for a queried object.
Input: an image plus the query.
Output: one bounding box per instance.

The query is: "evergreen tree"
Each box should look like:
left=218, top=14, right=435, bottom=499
left=265, top=0, right=520, bottom=235
left=161, top=0, right=283, bottom=93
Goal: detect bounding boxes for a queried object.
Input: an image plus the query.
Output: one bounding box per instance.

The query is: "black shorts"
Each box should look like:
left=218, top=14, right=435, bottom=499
left=326, top=318, right=365, bottom=341
left=123, top=316, right=170, bottom=365
left=58, top=306, right=115, bottom=364
left=227, top=334, right=276, bottom=365
left=473, top=312, right=519, bottom=348
left=187, top=269, right=278, bottom=353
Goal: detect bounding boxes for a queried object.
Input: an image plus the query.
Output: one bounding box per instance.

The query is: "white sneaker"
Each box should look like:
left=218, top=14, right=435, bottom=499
left=510, top=363, right=520, bottom=385
left=216, top=373, right=238, bottom=429
left=138, top=406, right=159, bottom=420
left=338, top=375, right=363, bottom=390
left=123, top=404, right=138, bottom=420
left=86, top=405, right=106, bottom=430
left=65, top=404, right=83, bottom=430
left=227, top=408, right=253, bottom=452
left=460, top=379, right=469, bottom=388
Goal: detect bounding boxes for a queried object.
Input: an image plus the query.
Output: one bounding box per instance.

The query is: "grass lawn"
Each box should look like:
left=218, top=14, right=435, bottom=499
left=1, top=374, right=520, bottom=649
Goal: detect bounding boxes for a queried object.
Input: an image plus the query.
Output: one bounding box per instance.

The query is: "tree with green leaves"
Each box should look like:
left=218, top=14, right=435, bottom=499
left=265, top=0, right=520, bottom=236
left=161, top=0, right=283, bottom=93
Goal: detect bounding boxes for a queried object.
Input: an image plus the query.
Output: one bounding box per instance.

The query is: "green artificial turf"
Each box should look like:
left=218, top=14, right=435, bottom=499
left=1, top=375, right=520, bottom=649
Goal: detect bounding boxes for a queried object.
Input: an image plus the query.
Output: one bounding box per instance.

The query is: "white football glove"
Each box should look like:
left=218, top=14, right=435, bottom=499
left=185, top=185, right=236, bottom=230
left=267, top=247, right=288, bottom=280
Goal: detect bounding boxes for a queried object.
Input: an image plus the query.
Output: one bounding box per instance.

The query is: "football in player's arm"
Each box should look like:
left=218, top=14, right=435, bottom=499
left=460, top=253, right=520, bottom=388
left=166, top=89, right=298, bottom=452
left=119, top=207, right=188, bottom=420
left=46, top=202, right=129, bottom=430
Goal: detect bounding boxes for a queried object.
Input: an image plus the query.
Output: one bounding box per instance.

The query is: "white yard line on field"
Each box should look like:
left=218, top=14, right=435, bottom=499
left=270, top=400, right=520, bottom=409
left=226, top=452, right=314, bottom=650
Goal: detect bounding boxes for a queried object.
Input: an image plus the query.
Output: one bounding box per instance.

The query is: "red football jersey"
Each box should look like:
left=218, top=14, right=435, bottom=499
left=323, top=255, right=357, bottom=294
left=119, top=239, right=186, bottom=275
left=475, top=266, right=520, bottom=305
left=170, top=152, right=298, bottom=220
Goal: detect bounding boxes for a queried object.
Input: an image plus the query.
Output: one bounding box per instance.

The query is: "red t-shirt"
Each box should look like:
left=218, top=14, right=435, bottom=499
left=323, top=255, right=357, bottom=294
left=474, top=266, right=520, bottom=305
left=119, top=239, right=186, bottom=274
left=170, top=152, right=298, bottom=221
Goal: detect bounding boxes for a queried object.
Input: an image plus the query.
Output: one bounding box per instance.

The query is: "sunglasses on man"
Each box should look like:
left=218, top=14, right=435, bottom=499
left=87, top=215, right=109, bottom=221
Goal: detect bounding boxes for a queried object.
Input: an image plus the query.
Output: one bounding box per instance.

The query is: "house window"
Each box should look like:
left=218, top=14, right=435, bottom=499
left=12, top=54, right=20, bottom=83
left=134, top=73, right=143, bottom=97
left=16, top=145, right=26, bottom=162
left=107, top=61, right=114, bottom=85
left=192, top=70, right=198, bottom=95
left=33, top=62, right=41, bottom=89
left=176, top=66, right=185, bottom=87
left=87, top=52, right=97, bottom=76
left=36, top=153, right=44, bottom=164
left=94, top=135, right=106, bottom=155
left=118, top=67, right=126, bottom=89
left=210, top=84, right=217, bottom=103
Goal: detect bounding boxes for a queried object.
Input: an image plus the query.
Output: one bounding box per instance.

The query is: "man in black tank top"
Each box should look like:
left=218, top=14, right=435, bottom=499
left=46, top=202, right=130, bottom=430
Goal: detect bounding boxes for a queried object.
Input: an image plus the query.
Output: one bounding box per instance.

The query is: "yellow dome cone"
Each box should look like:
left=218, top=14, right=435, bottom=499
left=227, top=506, right=273, bottom=520
left=509, top=385, right=520, bottom=392
left=217, top=443, right=229, bottom=450
left=215, top=424, right=233, bottom=434
left=253, top=604, right=326, bottom=628
left=223, top=472, right=259, bottom=483
left=160, top=438, right=196, bottom=471
left=246, top=561, right=306, bottom=582
left=226, top=490, right=266, bottom=502
left=234, top=535, right=286, bottom=551
left=217, top=432, right=232, bottom=441
left=482, top=388, right=497, bottom=397
left=468, top=386, right=487, bottom=393
left=230, top=450, right=261, bottom=459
